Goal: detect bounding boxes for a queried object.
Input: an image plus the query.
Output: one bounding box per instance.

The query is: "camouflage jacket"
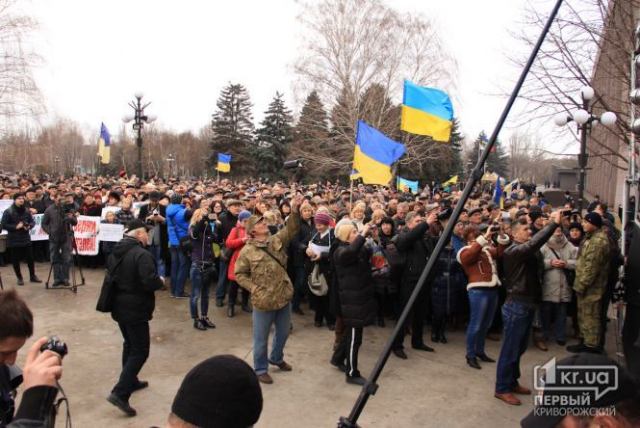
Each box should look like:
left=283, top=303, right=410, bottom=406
left=573, top=228, right=610, bottom=301
left=234, top=212, right=301, bottom=311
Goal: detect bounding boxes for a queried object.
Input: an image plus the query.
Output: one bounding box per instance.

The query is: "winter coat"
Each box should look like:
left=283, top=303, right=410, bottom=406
left=41, top=203, right=77, bottom=244
left=1, top=204, right=35, bottom=248
left=367, top=235, right=398, bottom=295
left=574, top=229, right=610, bottom=302
left=108, top=236, right=163, bottom=324
left=305, top=228, right=334, bottom=280
left=457, top=234, right=509, bottom=290
left=234, top=212, right=300, bottom=311
left=541, top=236, right=578, bottom=303
left=432, top=240, right=468, bottom=316
left=138, top=203, right=169, bottom=259
left=190, top=219, right=220, bottom=264
left=290, top=218, right=314, bottom=267
left=166, top=203, right=190, bottom=246
left=333, top=235, right=376, bottom=327
left=395, top=222, right=436, bottom=289
left=219, top=210, right=239, bottom=243
left=226, top=224, right=247, bottom=281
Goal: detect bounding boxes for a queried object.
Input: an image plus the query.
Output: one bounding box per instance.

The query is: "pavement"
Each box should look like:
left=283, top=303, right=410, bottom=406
left=3, top=262, right=602, bottom=428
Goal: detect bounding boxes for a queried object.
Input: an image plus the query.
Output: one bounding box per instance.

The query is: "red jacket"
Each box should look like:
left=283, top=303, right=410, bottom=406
left=457, top=234, right=509, bottom=290
left=226, top=224, right=247, bottom=281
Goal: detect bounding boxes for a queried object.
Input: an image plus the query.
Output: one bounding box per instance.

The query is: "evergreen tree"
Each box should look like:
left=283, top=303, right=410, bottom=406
left=467, top=131, right=510, bottom=178
left=209, top=83, right=254, bottom=176
left=253, top=92, right=293, bottom=179
left=290, top=90, right=331, bottom=181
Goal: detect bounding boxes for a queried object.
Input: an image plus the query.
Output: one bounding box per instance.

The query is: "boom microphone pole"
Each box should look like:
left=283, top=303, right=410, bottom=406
left=337, top=1, right=564, bottom=426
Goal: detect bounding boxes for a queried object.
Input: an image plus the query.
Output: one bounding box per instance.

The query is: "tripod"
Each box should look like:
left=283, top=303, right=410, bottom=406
left=45, top=226, right=86, bottom=294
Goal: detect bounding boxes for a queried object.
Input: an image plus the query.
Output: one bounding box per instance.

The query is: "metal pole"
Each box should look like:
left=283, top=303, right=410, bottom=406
left=136, top=97, right=144, bottom=179
left=337, top=1, right=564, bottom=426
left=577, top=97, right=589, bottom=213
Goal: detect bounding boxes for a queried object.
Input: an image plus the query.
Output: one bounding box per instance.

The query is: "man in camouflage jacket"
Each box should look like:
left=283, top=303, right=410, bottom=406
left=234, top=196, right=302, bottom=384
left=568, top=212, right=610, bottom=353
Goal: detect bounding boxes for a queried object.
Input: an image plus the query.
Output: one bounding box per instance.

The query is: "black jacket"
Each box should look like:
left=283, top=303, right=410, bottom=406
left=41, top=204, right=77, bottom=243
left=502, top=222, right=558, bottom=305
left=395, top=222, right=435, bottom=288
left=290, top=218, right=314, bottom=267
left=333, top=235, right=375, bottom=327
left=1, top=204, right=35, bottom=248
left=219, top=211, right=238, bottom=243
left=108, top=236, right=163, bottom=324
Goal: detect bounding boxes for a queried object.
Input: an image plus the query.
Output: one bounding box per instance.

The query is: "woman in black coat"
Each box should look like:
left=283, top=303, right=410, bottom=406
left=330, top=221, right=375, bottom=385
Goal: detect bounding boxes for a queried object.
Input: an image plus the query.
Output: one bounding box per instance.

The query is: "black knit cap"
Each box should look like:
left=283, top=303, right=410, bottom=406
left=171, top=355, right=263, bottom=428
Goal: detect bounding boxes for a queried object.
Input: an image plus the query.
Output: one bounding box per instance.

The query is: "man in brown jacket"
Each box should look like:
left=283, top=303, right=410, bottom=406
left=234, top=196, right=302, bottom=384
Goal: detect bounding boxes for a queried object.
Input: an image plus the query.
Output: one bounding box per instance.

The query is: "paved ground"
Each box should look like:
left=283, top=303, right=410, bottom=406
left=4, top=263, right=592, bottom=428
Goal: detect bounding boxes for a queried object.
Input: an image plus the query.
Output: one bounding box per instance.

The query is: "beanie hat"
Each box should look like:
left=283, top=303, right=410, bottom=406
left=12, top=192, right=25, bottom=200
left=314, top=212, right=332, bottom=226
left=171, top=355, right=263, bottom=428
left=568, top=222, right=583, bottom=233
left=584, top=212, right=602, bottom=228
left=335, top=220, right=356, bottom=242
left=238, top=210, right=251, bottom=222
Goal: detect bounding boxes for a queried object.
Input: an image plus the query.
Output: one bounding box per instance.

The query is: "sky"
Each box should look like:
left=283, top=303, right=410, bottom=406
left=26, top=0, right=537, bottom=145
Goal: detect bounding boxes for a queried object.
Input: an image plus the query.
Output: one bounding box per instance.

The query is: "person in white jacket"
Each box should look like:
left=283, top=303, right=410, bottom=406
left=540, top=227, right=578, bottom=346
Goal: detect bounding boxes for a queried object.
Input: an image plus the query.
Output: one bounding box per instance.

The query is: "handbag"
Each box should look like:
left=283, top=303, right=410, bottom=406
left=96, top=255, right=125, bottom=313
left=549, top=247, right=575, bottom=286
left=308, top=263, right=328, bottom=296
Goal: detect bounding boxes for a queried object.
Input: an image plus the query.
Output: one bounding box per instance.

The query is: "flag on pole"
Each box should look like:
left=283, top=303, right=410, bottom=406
left=504, top=179, right=518, bottom=198
left=97, top=123, right=111, bottom=165
left=494, top=175, right=503, bottom=208
left=350, top=170, right=361, bottom=181
left=401, top=80, right=453, bottom=142
left=442, top=175, right=458, bottom=186
left=352, top=120, right=406, bottom=185
left=217, top=153, right=231, bottom=173
left=397, top=177, right=418, bottom=193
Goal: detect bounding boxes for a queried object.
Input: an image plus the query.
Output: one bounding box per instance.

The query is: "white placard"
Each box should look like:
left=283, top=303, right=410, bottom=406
left=97, top=223, right=124, bottom=242
left=29, top=214, right=49, bottom=241
left=101, top=206, right=121, bottom=220
left=73, top=215, right=100, bottom=256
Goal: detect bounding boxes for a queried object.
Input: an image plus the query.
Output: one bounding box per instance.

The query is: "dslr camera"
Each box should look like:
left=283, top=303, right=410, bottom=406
left=40, top=336, right=68, bottom=358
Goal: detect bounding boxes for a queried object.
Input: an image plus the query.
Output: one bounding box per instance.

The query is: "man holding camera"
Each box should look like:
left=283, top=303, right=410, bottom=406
left=138, top=191, right=167, bottom=284
left=1, top=290, right=63, bottom=428
left=1, top=193, right=41, bottom=286
left=41, top=193, right=78, bottom=288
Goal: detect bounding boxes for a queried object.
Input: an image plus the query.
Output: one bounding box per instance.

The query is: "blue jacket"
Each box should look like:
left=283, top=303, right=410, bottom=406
left=166, top=204, right=189, bottom=246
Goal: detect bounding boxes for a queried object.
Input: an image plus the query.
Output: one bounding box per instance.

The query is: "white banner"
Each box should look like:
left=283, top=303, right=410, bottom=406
left=0, top=200, right=12, bottom=235
left=73, top=216, right=100, bottom=256
left=97, top=223, right=124, bottom=243
left=29, top=214, right=49, bottom=241
left=101, top=206, right=121, bottom=220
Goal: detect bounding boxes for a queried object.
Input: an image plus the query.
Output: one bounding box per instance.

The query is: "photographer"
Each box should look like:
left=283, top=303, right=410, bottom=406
left=42, top=194, right=78, bottom=287
left=1, top=290, right=62, bottom=428
left=1, top=193, right=40, bottom=286
left=138, top=192, right=168, bottom=284
left=188, top=207, right=220, bottom=331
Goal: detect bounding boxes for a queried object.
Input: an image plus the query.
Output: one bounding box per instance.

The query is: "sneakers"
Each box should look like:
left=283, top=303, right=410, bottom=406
left=201, top=317, right=216, bottom=328
left=257, top=373, right=273, bottom=384
left=346, top=375, right=366, bottom=385
left=173, top=293, right=189, bottom=299
left=193, top=319, right=207, bottom=331
left=107, top=393, right=137, bottom=416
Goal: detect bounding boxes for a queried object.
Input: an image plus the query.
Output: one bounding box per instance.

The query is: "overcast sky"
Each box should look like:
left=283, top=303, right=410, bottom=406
left=28, top=0, right=537, bottom=144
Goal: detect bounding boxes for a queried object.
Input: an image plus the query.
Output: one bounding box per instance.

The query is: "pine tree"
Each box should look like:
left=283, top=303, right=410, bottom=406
left=253, top=92, right=293, bottom=179
left=290, top=90, right=331, bottom=180
left=209, top=83, right=254, bottom=176
left=467, top=131, right=510, bottom=178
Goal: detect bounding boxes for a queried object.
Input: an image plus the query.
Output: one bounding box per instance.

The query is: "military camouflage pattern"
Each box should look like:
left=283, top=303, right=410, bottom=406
left=234, top=212, right=300, bottom=311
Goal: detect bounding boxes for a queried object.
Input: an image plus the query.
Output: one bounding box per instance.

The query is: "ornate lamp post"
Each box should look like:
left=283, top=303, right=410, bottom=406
left=122, top=92, right=157, bottom=179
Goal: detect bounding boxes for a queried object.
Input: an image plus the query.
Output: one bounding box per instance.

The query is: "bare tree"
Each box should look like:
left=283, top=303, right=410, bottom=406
left=293, top=0, right=457, bottom=177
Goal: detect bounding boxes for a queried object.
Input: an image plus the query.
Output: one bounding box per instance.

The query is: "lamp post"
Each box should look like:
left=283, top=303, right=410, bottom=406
left=53, top=156, right=60, bottom=176
left=122, top=92, right=157, bottom=179
left=554, top=85, right=617, bottom=212
left=166, top=153, right=176, bottom=178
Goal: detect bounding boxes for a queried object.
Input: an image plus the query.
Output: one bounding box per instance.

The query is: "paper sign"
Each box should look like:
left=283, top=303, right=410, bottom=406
left=29, top=214, right=49, bottom=241
left=98, top=223, right=124, bottom=242
left=73, top=216, right=100, bottom=255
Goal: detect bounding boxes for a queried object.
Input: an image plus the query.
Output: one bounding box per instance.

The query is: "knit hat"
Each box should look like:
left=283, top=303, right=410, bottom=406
left=171, top=355, right=263, bottom=428
left=314, top=212, right=332, bottom=226
left=568, top=222, right=583, bottom=232
left=12, top=192, right=25, bottom=200
left=584, top=211, right=602, bottom=228
left=335, top=218, right=356, bottom=242
left=238, top=210, right=251, bottom=222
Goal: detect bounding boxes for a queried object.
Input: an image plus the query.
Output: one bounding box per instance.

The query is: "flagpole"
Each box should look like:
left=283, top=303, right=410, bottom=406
left=338, top=1, right=565, bottom=426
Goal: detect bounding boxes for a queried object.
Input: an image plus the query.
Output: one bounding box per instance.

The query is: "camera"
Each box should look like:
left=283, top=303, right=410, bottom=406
left=40, top=336, right=68, bottom=358
left=489, top=221, right=501, bottom=233
left=562, top=209, right=572, bottom=217
left=152, top=209, right=159, bottom=216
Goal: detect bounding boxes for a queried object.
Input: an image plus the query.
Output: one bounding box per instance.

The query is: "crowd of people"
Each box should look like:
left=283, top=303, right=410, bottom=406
left=0, top=172, right=638, bottom=424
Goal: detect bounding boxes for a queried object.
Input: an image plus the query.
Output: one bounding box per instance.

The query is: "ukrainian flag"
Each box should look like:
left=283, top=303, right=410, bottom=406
left=217, top=153, right=231, bottom=173
left=98, top=123, right=111, bottom=164
left=397, top=177, right=418, bottom=193
left=401, top=80, right=453, bottom=142
left=442, top=175, right=458, bottom=186
left=352, top=120, right=405, bottom=185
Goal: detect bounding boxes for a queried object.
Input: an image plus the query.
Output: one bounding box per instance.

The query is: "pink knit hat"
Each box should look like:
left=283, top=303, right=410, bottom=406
left=314, top=212, right=332, bottom=226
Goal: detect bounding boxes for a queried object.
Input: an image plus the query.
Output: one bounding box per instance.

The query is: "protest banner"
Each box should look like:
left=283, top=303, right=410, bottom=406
left=98, top=223, right=124, bottom=242
left=29, top=214, right=49, bottom=241
left=0, top=200, right=12, bottom=235
left=101, top=206, right=121, bottom=220
left=73, top=215, right=100, bottom=255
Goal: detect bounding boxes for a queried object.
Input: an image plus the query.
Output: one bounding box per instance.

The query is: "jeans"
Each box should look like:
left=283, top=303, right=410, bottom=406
left=112, top=321, right=150, bottom=401
left=49, top=240, right=71, bottom=283
left=495, top=300, right=535, bottom=394
left=149, top=244, right=166, bottom=278
left=190, top=263, right=213, bottom=319
left=169, top=246, right=189, bottom=296
left=292, top=265, right=307, bottom=310
left=540, top=301, right=568, bottom=342
left=215, top=257, right=229, bottom=300
left=252, top=303, right=291, bottom=375
left=466, top=288, right=498, bottom=358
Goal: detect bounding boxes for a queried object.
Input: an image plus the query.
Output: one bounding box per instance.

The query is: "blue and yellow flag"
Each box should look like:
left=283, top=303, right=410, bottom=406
left=98, top=123, right=111, bottom=164
left=494, top=176, right=504, bottom=208
left=442, top=175, right=458, bottom=186
left=401, top=80, right=453, bottom=142
left=397, top=177, right=418, bottom=193
left=352, top=120, right=405, bottom=185
left=217, top=153, right=231, bottom=173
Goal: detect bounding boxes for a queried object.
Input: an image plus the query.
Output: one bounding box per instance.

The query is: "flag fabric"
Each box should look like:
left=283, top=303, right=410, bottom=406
left=401, top=80, right=453, bottom=142
left=352, top=120, right=406, bottom=185
left=97, top=123, right=111, bottom=165
left=350, top=169, right=361, bottom=181
left=494, top=175, right=503, bottom=208
left=397, top=177, right=418, bottom=193
left=504, top=179, right=519, bottom=199
left=442, top=175, right=458, bottom=186
left=217, top=153, right=231, bottom=173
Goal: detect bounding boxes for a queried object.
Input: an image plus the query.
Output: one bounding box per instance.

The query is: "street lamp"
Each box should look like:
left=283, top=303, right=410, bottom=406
left=166, top=153, right=176, bottom=178
left=122, top=92, right=157, bottom=179
left=553, top=85, right=617, bottom=212
left=53, top=156, right=61, bottom=176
